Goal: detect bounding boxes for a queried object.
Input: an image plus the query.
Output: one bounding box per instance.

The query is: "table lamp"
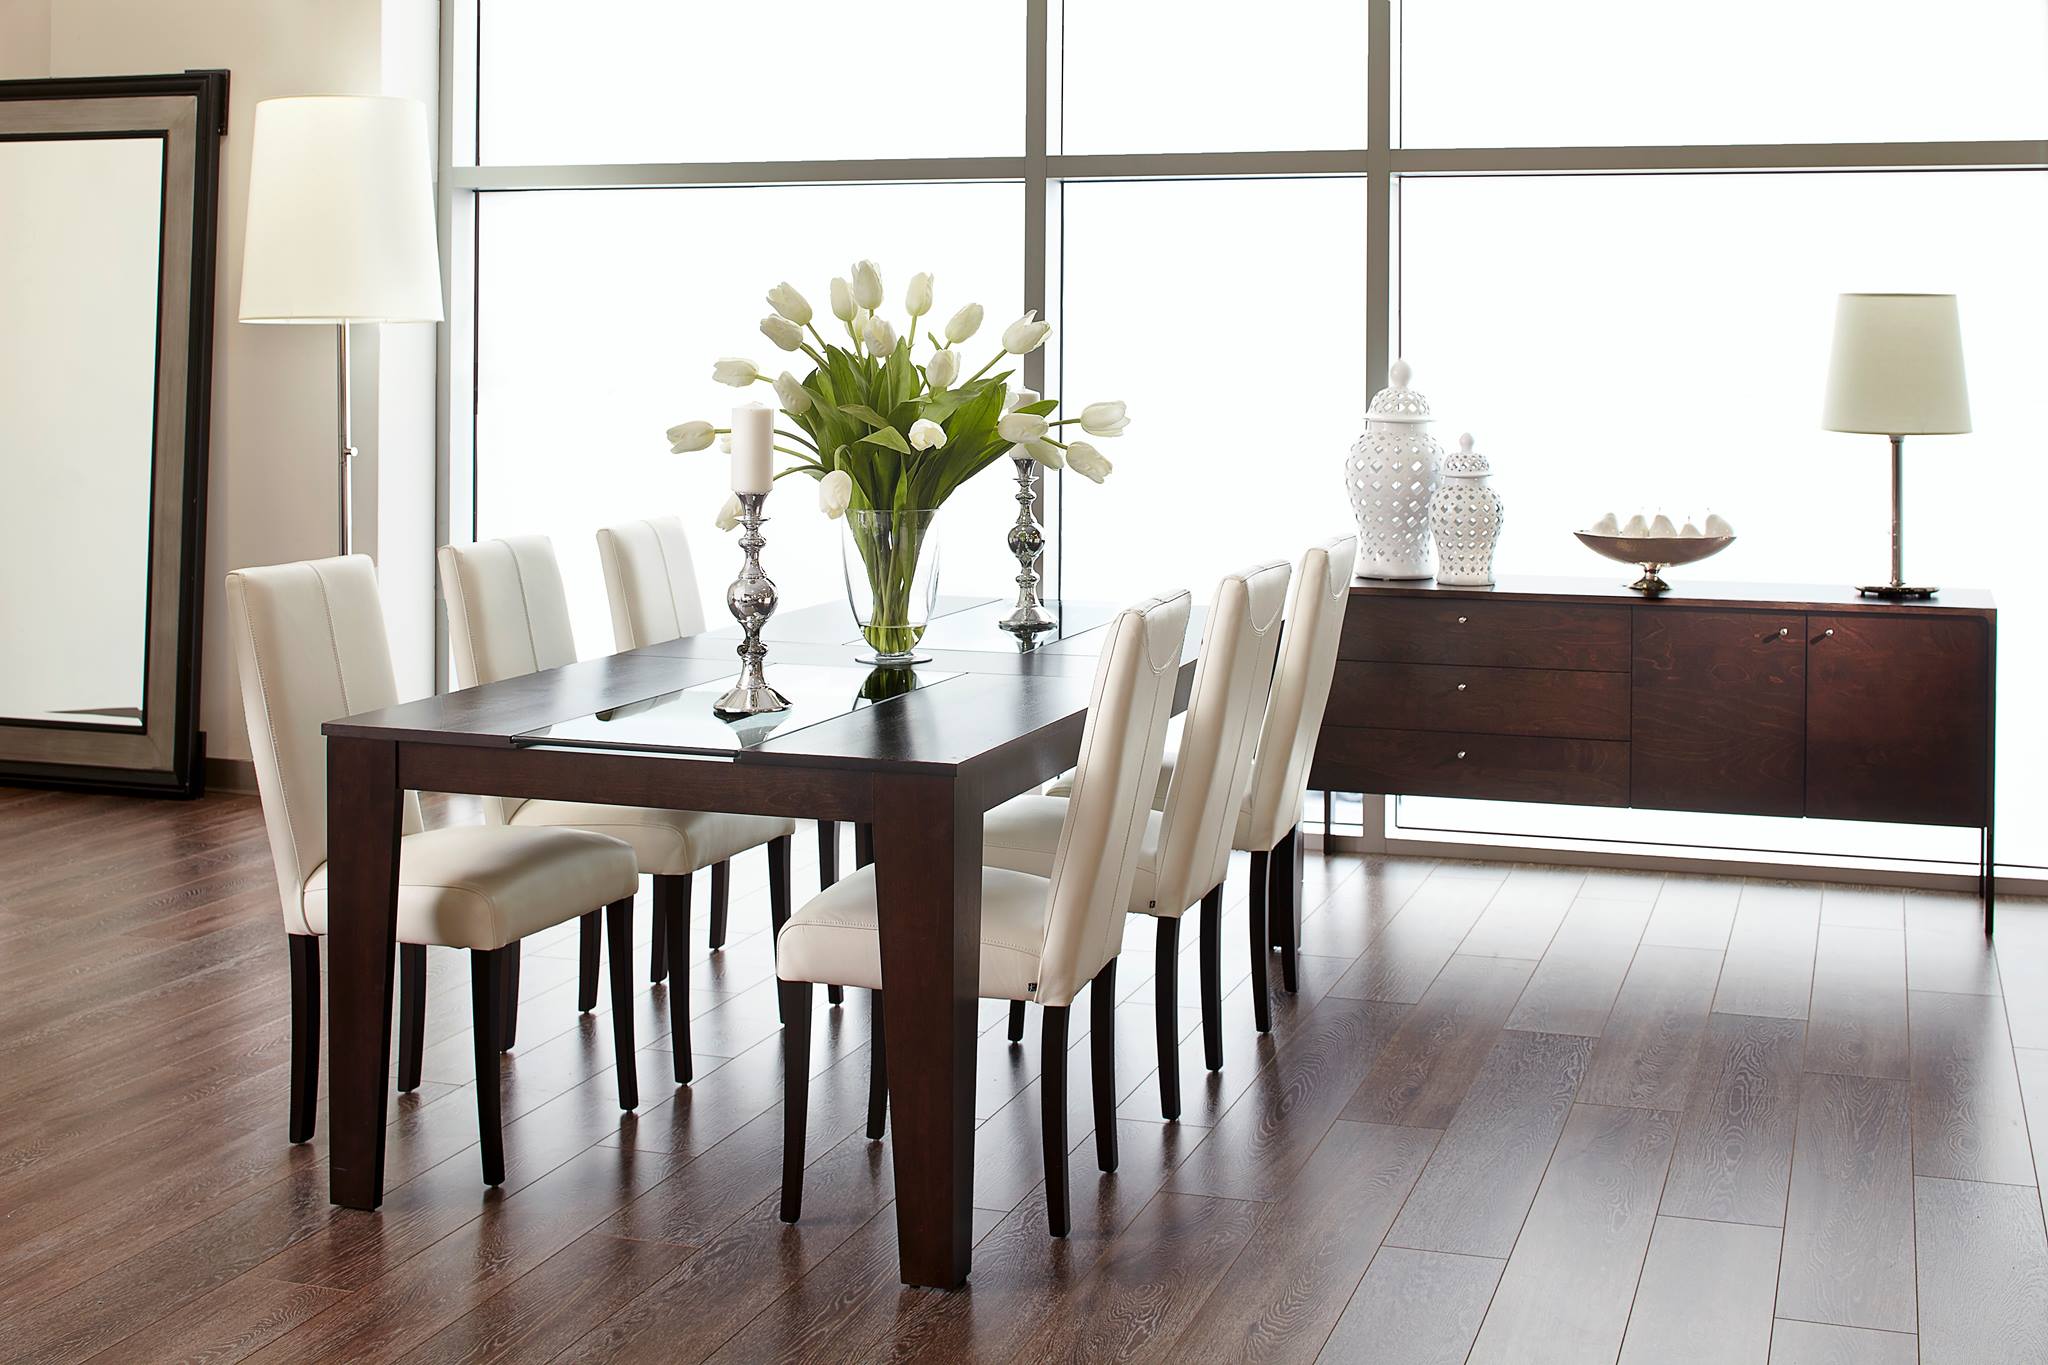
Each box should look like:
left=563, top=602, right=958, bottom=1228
left=239, top=96, right=444, bottom=555
left=1822, top=292, right=1970, bottom=598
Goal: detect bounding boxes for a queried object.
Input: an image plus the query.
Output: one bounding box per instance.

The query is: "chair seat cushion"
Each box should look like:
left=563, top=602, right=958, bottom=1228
left=301, top=824, right=638, bottom=950
left=1045, top=740, right=1274, bottom=850
left=506, top=800, right=793, bottom=875
left=982, top=794, right=1168, bottom=915
left=776, top=865, right=1052, bottom=1001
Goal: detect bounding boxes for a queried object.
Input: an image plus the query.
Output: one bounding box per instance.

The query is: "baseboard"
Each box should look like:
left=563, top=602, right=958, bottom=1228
left=204, top=756, right=260, bottom=795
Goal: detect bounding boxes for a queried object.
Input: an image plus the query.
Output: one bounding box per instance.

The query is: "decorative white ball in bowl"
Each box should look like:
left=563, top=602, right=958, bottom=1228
left=1575, top=511, right=1734, bottom=594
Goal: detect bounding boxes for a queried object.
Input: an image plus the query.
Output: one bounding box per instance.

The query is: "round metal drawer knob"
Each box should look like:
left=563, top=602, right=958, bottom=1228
left=1456, top=750, right=1467, bottom=759
left=1824, top=628, right=1835, bottom=637
left=1778, top=627, right=1789, bottom=637
left=1457, top=682, right=1468, bottom=692
left=1456, top=615, right=1469, bottom=625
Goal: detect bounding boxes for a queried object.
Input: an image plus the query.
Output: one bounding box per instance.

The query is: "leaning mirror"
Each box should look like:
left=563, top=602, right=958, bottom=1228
left=0, top=72, right=226, bottom=794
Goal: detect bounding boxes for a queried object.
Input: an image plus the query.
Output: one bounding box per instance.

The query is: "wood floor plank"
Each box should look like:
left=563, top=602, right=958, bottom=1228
left=1913, top=1175, right=2048, bottom=1365
left=1578, top=945, right=1724, bottom=1110
left=1820, top=884, right=1905, bottom=930
left=1465, top=1103, right=1677, bottom=1365
left=1340, top=954, right=1537, bottom=1129
left=1993, top=920, right=2048, bottom=1050
left=1457, top=865, right=1584, bottom=960
left=702, top=1205, right=934, bottom=1365
left=1905, top=892, right=2002, bottom=996
left=1327, top=876, right=1502, bottom=1005
left=1642, top=874, right=1742, bottom=950
left=1660, top=1014, right=1804, bottom=1226
left=1713, top=882, right=1822, bottom=1020
left=81, top=1275, right=349, bottom=1365
left=1767, top=1319, right=1918, bottom=1365
left=1386, top=1029, right=1593, bottom=1257
left=2016, top=1047, right=2048, bottom=1231
left=1907, top=988, right=2036, bottom=1185
left=1315, top=1247, right=1502, bottom=1365
left=1618, top=1216, right=1780, bottom=1365
left=1167, top=1121, right=1438, bottom=1363
left=1804, top=925, right=1909, bottom=1080
left=1503, top=897, right=1651, bottom=1037
left=1776, top=1072, right=1916, bottom=1334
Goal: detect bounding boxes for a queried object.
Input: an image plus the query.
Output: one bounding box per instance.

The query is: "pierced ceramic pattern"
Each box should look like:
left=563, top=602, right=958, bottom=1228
left=1430, top=432, right=1505, bottom=586
left=1346, top=359, right=1442, bottom=580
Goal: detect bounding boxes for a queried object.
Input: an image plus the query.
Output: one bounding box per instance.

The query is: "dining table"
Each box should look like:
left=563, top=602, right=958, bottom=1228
left=320, top=593, right=1200, bottom=1289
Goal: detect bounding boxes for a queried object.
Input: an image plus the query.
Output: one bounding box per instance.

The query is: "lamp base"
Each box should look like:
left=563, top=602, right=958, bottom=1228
left=1856, top=582, right=1938, bottom=599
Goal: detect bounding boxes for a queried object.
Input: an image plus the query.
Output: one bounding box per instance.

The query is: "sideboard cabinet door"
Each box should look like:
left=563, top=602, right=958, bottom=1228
left=1806, top=614, right=1990, bottom=827
left=1632, top=609, right=1807, bottom=817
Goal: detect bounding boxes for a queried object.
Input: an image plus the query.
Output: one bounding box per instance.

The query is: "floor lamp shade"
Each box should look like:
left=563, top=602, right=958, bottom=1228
left=1822, top=293, right=1970, bottom=436
left=238, top=96, right=443, bottom=324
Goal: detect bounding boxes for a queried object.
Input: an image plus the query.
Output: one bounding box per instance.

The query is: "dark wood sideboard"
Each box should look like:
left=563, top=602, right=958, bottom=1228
left=1308, top=576, right=1999, bottom=930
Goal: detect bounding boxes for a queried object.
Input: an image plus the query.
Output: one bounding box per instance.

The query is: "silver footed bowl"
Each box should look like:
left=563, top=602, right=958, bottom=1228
left=1573, top=530, right=1734, bottom=595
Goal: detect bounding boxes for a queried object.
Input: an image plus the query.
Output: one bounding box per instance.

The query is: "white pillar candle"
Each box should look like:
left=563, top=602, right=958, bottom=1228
left=730, top=402, right=774, bottom=495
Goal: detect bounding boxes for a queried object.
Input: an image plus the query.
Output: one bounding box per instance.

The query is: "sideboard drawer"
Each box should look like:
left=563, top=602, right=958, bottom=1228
left=1339, top=597, right=1632, bottom=671
left=1328, top=661, right=1630, bottom=741
left=1314, top=727, right=1630, bottom=807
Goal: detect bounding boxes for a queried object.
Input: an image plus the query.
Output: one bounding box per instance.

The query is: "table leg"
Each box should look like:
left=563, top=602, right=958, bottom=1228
left=871, top=772, right=980, bottom=1288
left=326, top=736, right=404, bottom=1209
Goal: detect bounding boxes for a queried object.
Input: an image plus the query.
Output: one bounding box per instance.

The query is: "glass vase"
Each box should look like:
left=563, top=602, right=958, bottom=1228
left=841, top=508, right=941, bottom=666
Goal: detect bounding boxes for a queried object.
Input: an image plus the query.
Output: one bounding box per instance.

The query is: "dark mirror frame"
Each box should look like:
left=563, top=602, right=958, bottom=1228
left=0, top=70, right=227, bottom=796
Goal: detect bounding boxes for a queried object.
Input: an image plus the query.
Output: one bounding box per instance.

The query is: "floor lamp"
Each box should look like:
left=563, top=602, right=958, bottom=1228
left=239, top=96, right=443, bottom=556
left=1822, top=292, right=1971, bottom=599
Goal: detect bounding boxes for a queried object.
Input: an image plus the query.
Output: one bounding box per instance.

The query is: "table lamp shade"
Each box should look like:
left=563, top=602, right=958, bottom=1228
left=239, top=96, right=443, bottom=324
left=1822, top=292, right=1970, bottom=436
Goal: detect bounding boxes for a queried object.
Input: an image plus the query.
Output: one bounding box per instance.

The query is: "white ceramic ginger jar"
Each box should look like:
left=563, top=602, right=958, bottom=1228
left=1346, top=358, right=1442, bottom=579
left=1429, top=432, right=1505, bottom=586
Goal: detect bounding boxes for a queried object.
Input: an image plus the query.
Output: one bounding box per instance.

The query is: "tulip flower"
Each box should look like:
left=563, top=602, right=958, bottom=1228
left=1021, top=439, right=1065, bottom=470
left=925, top=347, right=959, bottom=390
left=773, top=371, right=811, bottom=414
left=759, top=315, right=804, bottom=352
left=1002, top=311, right=1051, bottom=355
left=1066, top=441, right=1112, bottom=484
left=850, top=259, right=883, bottom=310
left=997, top=411, right=1049, bottom=444
left=849, top=306, right=871, bottom=345
left=944, top=302, right=984, bottom=345
left=909, top=418, right=947, bottom=450
left=1077, top=400, right=1129, bottom=437
left=665, top=419, right=716, bottom=453
left=714, top=493, right=743, bottom=532
left=818, top=469, right=853, bottom=519
left=863, top=315, right=897, bottom=357
left=766, top=282, right=812, bottom=326
left=712, top=357, right=761, bottom=387
left=905, top=272, right=934, bottom=318
left=1004, top=386, right=1039, bottom=412
left=829, top=276, right=856, bottom=322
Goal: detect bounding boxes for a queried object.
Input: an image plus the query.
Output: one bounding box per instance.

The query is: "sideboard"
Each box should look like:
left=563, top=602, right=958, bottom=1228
left=1308, top=576, right=1998, bottom=930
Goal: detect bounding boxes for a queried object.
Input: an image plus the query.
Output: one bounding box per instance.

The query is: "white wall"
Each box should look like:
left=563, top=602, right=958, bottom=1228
left=19, top=0, right=441, bottom=767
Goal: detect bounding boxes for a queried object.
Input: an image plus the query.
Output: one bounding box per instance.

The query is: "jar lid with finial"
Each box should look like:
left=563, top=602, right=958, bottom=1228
left=1366, top=357, right=1432, bottom=423
left=1443, top=431, right=1491, bottom=478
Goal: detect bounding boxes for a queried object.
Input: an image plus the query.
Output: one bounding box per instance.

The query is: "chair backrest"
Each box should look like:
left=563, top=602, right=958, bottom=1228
left=226, top=555, right=423, bottom=935
left=1034, top=590, right=1191, bottom=1006
left=1242, top=534, right=1359, bottom=850
left=1150, top=560, right=1292, bottom=914
left=437, top=535, right=578, bottom=825
left=596, top=515, right=707, bottom=651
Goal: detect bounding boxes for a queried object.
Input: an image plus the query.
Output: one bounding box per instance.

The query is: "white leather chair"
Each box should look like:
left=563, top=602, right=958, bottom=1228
left=226, top=556, right=641, bottom=1185
left=774, top=591, right=1191, bottom=1238
left=982, top=561, right=1291, bottom=1120
left=439, top=535, right=797, bottom=1081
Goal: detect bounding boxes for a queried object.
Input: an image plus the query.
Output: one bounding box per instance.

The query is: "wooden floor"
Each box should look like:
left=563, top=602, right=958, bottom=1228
left=3, top=787, right=2047, bottom=1364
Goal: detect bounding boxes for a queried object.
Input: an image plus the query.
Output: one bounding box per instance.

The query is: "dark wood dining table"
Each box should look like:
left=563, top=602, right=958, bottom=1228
left=320, top=594, right=1197, bottom=1289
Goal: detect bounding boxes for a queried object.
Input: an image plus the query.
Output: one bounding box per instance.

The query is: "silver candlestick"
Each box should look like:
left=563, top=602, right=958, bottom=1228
left=712, top=492, right=791, bottom=717
left=997, top=454, right=1056, bottom=636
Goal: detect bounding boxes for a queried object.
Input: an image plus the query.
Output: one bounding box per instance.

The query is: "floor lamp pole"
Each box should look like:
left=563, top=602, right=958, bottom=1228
left=337, top=320, right=355, bottom=556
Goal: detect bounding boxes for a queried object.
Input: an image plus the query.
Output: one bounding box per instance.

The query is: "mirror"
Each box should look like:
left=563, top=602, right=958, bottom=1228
left=0, top=72, right=227, bottom=793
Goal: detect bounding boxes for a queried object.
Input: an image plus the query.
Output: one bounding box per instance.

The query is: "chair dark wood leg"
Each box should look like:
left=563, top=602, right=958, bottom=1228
left=1199, top=885, right=1224, bottom=1072
left=765, top=834, right=799, bottom=1021
left=655, top=874, right=691, bottom=1084
left=779, top=977, right=814, bottom=1223
left=288, top=934, right=320, bottom=1142
left=1274, top=824, right=1302, bottom=993
left=1090, top=961, right=1118, bottom=1173
left=1154, top=916, right=1181, bottom=1121
left=606, top=897, right=638, bottom=1111
left=854, top=821, right=874, bottom=867
left=396, top=942, right=425, bottom=1091
left=818, top=820, right=841, bottom=889
left=649, top=876, right=669, bottom=983
left=1247, top=851, right=1273, bottom=1034
left=1007, top=1000, right=1027, bottom=1043
left=577, top=910, right=600, bottom=1012
left=708, top=860, right=731, bottom=950
left=867, top=989, right=888, bottom=1139
left=1042, top=1003, right=1073, bottom=1237
left=470, top=948, right=505, bottom=1186
left=499, top=942, right=520, bottom=1051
